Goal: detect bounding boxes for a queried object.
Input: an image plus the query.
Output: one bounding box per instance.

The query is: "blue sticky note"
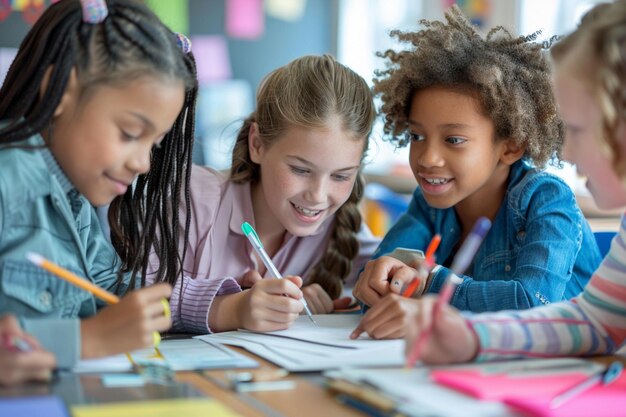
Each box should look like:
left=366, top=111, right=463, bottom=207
left=0, top=395, right=69, bottom=417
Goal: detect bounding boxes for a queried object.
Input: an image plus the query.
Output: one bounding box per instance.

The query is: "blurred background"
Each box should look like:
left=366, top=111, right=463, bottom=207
left=0, top=0, right=616, bottom=237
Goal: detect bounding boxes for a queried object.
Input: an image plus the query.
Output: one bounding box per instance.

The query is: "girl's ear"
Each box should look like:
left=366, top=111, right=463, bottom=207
left=248, top=122, right=264, bottom=164
left=40, top=66, right=78, bottom=118
left=499, top=138, right=526, bottom=166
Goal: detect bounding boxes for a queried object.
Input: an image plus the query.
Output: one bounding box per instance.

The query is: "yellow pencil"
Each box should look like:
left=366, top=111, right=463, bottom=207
left=26, top=252, right=168, bottom=347
left=27, top=252, right=120, bottom=304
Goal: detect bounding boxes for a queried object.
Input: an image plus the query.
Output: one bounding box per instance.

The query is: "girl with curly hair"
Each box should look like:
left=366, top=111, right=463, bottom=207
left=352, top=5, right=600, bottom=339
left=403, top=0, right=626, bottom=365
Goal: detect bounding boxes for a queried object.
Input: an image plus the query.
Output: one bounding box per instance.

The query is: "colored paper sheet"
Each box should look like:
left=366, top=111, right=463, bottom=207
left=431, top=368, right=626, bottom=417
left=72, top=398, right=242, bottom=417
left=0, top=395, right=69, bottom=417
left=225, top=0, right=264, bottom=40
left=190, top=35, right=231, bottom=84
left=145, top=0, right=188, bottom=35
left=265, top=0, right=306, bottom=22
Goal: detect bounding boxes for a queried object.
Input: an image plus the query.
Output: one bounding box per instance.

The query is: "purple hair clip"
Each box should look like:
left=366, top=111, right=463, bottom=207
left=80, top=0, right=108, bottom=24
left=176, top=33, right=192, bottom=54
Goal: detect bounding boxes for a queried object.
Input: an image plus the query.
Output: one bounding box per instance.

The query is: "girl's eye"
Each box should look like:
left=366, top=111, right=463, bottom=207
left=447, top=136, right=466, bottom=145
left=290, top=166, right=310, bottom=175
left=121, top=130, right=140, bottom=141
left=408, top=132, right=425, bottom=142
left=332, top=174, right=352, bottom=182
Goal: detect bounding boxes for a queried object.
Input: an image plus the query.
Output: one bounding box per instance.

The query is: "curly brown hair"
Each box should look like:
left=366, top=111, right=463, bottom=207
left=551, top=0, right=626, bottom=178
left=230, top=54, right=375, bottom=299
left=373, top=5, right=563, bottom=168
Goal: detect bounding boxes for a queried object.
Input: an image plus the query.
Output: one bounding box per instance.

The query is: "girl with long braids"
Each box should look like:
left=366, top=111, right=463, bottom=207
left=0, top=0, right=197, bottom=374
left=155, top=54, right=380, bottom=333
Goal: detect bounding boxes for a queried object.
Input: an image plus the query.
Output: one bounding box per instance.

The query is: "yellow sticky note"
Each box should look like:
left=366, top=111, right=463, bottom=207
left=72, top=399, right=242, bottom=417
left=11, top=0, right=29, bottom=11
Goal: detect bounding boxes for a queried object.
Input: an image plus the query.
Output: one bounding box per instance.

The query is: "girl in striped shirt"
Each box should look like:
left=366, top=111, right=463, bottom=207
left=404, top=0, right=626, bottom=364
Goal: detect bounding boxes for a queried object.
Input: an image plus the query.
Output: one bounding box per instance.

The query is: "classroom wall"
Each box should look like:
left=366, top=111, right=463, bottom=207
left=0, top=0, right=338, bottom=98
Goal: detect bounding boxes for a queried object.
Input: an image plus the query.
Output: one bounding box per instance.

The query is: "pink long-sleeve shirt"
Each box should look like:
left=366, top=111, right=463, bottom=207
left=150, top=165, right=380, bottom=333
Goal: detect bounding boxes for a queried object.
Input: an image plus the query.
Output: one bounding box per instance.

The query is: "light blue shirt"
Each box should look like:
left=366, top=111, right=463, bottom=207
left=371, top=160, right=602, bottom=312
left=0, top=134, right=128, bottom=367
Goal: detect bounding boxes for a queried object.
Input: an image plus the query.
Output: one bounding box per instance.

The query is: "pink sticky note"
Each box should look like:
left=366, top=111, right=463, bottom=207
left=431, top=369, right=626, bottom=417
left=190, top=35, right=231, bottom=84
left=431, top=369, right=591, bottom=401
left=505, top=373, right=626, bottom=417
left=225, top=0, right=264, bottom=40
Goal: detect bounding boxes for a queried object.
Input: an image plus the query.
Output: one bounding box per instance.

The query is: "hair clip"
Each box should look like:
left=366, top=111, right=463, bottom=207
left=176, top=33, right=192, bottom=54
left=80, top=0, right=108, bottom=24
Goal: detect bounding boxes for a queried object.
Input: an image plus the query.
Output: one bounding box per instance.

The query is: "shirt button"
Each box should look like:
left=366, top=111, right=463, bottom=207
left=517, top=231, right=526, bottom=238
left=39, top=291, right=52, bottom=307
left=504, top=265, right=511, bottom=272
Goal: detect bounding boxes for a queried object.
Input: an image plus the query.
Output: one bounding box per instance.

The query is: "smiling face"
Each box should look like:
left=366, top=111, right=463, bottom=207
left=249, top=118, right=365, bottom=238
left=407, top=86, right=521, bottom=220
left=555, top=70, right=626, bottom=209
left=48, top=73, right=185, bottom=206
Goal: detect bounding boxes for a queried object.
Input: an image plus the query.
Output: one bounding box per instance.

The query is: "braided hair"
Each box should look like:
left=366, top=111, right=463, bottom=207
left=230, top=55, right=375, bottom=299
left=0, top=0, right=197, bottom=291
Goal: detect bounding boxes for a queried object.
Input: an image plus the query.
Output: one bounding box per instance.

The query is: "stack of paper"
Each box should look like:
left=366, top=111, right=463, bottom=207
left=197, top=315, right=405, bottom=371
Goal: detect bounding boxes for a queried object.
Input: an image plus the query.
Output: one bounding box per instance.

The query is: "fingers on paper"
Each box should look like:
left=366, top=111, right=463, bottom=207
left=302, top=284, right=333, bottom=314
left=353, top=294, right=416, bottom=340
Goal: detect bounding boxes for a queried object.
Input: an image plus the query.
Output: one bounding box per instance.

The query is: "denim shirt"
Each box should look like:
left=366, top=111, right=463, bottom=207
left=372, top=160, right=602, bottom=312
left=0, top=134, right=127, bottom=367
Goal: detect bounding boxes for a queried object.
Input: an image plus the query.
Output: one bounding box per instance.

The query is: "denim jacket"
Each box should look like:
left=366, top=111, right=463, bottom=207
left=0, top=134, right=127, bottom=367
left=373, top=160, right=602, bottom=312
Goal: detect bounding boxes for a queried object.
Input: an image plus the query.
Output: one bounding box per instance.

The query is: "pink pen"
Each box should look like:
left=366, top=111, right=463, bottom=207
left=406, top=217, right=491, bottom=367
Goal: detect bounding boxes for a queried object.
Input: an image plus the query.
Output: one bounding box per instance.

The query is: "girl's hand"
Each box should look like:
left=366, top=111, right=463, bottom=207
left=238, top=276, right=304, bottom=332
left=353, top=256, right=423, bottom=306
left=350, top=293, right=419, bottom=340
left=404, top=295, right=479, bottom=365
left=239, top=270, right=263, bottom=289
left=302, top=284, right=353, bottom=314
left=0, top=315, right=56, bottom=386
left=80, top=283, right=172, bottom=359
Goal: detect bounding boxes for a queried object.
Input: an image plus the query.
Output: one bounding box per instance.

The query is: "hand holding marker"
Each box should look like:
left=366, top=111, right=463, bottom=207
left=401, top=234, right=442, bottom=298
left=241, top=222, right=317, bottom=325
left=406, top=217, right=491, bottom=366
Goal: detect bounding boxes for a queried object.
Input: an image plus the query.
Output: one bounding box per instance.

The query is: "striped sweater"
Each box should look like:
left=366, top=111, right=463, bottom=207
left=469, top=213, right=626, bottom=360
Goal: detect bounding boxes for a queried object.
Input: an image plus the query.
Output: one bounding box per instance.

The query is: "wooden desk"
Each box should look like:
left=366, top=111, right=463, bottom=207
left=176, top=348, right=359, bottom=417
left=2, top=348, right=624, bottom=416
left=0, top=348, right=361, bottom=417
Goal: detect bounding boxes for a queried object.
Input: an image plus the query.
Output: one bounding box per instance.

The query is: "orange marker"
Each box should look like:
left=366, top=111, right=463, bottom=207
left=401, top=234, right=441, bottom=298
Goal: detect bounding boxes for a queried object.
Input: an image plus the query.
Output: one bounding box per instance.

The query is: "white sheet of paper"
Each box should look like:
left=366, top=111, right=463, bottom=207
left=197, top=314, right=405, bottom=371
